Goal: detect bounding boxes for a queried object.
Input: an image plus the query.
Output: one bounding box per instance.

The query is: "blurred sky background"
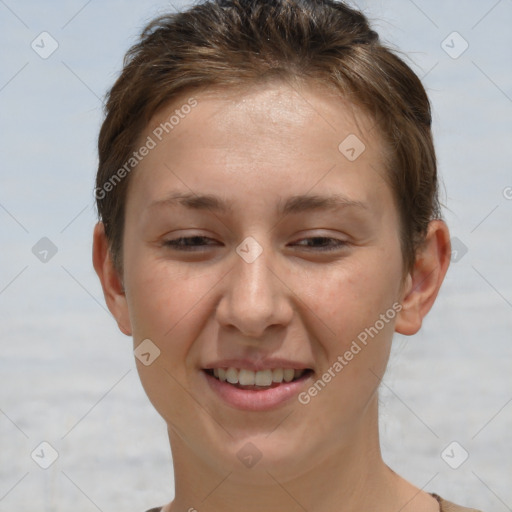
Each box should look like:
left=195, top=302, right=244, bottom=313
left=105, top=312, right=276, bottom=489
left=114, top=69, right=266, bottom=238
left=0, top=1, right=511, bottom=511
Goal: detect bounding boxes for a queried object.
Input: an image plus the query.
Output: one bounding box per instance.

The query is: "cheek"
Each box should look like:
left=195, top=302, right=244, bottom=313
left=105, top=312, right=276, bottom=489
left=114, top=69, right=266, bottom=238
left=303, top=251, right=402, bottom=345
left=124, top=253, right=218, bottom=355
left=297, top=262, right=400, bottom=431
left=126, top=257, right=221, bottom=425
left=300, top=241, right=403, bottom=409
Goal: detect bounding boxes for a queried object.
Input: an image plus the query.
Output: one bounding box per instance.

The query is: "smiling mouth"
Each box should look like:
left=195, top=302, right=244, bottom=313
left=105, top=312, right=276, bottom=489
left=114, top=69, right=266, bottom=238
left=203, top=367, right=314, bottom=389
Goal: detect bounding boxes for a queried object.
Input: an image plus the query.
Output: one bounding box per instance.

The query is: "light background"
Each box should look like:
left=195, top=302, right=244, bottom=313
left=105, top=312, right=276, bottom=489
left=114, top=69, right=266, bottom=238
left=0, top=1, right=511, bottom=511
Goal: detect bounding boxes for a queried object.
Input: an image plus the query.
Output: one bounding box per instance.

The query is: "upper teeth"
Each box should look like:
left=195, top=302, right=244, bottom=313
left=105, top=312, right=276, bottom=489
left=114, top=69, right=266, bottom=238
left=212, top=368, right=305, bottom=386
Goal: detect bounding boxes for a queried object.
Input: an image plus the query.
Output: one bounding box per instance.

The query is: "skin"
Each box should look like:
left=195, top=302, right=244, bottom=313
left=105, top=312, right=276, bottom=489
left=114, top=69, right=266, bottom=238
left=93, top=80, right=451, bottom=512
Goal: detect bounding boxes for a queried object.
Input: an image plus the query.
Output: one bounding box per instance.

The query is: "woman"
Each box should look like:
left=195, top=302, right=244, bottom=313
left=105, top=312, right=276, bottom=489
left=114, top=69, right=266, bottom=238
left=92, top=1, right=482, bottom=510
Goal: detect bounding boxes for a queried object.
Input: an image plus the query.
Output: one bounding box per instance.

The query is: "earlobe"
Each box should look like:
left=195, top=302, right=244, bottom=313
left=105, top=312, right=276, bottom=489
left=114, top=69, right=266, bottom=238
left=395, top=220, right=451, bottom=336
left=92, top=222, right=133, bottom=336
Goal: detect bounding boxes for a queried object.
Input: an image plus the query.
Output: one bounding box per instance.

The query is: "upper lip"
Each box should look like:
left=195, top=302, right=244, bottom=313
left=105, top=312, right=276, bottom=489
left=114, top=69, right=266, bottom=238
left=202, top=358, right=313, bottom=372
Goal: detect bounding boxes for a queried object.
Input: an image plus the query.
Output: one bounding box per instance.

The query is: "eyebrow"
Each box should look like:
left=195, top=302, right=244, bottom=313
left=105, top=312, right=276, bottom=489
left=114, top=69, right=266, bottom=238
left=148, top=191, right=368, bottom=215
left=149, top=192, right=233, bottom=213
left=280, top=193, right=368, bottom=215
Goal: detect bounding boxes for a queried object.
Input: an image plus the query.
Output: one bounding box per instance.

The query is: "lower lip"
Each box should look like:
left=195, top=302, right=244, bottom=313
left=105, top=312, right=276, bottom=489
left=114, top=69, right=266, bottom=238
left=202, top=370, right=313, bottom=411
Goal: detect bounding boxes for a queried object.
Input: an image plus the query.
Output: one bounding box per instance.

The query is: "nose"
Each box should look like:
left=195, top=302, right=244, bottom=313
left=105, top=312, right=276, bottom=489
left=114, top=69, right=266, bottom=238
left=215, top=241, right=293, bottom=338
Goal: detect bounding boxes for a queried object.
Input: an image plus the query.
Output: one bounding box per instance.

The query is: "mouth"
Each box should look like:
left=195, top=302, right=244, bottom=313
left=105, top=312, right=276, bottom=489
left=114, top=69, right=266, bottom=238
left=201, top=366, right=314, bottom=410
left=203, top=367, right=313, bottom=389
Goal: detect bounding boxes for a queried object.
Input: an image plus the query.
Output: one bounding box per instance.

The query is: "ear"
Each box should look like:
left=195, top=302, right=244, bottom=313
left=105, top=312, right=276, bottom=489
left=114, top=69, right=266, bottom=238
left=395, top=220, right=451, bottom=336
left=92, top=222, right=132, bottom=336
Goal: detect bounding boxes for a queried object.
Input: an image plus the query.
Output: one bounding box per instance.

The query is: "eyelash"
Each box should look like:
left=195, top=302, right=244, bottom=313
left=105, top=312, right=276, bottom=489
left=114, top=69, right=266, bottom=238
left=163, top=236, right=348, bottom=252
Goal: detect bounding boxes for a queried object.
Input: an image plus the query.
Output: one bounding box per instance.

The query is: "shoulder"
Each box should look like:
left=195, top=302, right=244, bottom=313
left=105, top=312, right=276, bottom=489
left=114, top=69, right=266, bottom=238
left=431, top=493, right=484, bottom=512
left=144, top=508, right=163, bottom=512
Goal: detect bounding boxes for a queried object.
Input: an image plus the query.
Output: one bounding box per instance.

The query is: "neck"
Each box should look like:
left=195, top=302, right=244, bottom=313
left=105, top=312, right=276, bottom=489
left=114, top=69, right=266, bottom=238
left=164, top=396, right=427, bottom=512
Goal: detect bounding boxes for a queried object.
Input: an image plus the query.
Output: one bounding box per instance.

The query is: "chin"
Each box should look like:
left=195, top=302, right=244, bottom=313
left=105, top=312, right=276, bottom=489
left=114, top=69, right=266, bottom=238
left=212, top=434, right=314, bottom=481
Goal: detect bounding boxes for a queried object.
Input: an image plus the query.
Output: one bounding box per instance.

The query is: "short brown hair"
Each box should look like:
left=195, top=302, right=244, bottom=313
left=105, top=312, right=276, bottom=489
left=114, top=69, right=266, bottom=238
left=95, top=0, right=441, bottom=276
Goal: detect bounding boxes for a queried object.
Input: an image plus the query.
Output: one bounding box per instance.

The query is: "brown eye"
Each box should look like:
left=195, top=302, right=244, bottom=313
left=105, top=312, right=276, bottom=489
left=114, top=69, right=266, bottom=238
left=292, top=237, right=348, bottom=252
left=163, top=236, right=220, bottom=251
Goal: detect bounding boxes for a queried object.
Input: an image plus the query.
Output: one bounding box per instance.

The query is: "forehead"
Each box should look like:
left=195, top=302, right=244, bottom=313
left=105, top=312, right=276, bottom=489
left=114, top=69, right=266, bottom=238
left=127, top=80, right=391, bottom=214
left=148, top=79, right=379, bottom=154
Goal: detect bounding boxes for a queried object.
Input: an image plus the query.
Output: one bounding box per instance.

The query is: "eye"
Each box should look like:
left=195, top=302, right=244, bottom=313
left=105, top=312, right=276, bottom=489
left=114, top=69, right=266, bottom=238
left=162, top=235, right=348, bottom=253
left=163, top=236, right=220, bottom=251
left=292, top=236, right=348, bottom=252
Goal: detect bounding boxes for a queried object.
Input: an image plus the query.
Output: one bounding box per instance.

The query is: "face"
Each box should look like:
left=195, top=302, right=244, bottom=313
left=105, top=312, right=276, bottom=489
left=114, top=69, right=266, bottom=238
left=119, top=81, right=408, bottom=482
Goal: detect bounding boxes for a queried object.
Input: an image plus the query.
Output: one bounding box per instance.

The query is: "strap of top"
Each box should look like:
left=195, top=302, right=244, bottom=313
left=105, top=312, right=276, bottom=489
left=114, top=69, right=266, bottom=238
left=431, top=493, right=484, bottom=512
left=146, top=495, right=484, bottom=512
